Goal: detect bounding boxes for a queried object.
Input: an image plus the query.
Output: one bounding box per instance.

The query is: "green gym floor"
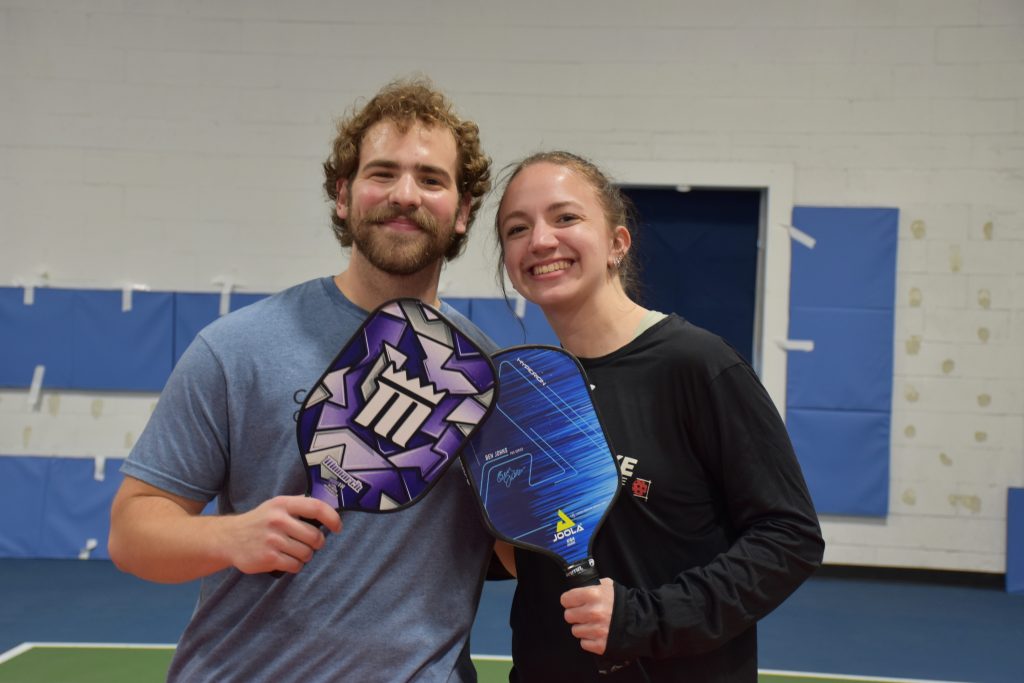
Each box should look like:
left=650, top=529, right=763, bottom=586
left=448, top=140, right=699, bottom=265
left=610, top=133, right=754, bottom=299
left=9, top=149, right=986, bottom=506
left=0, top=645, right=953, bottom=683
left=1, top=560, right=1021, bottom=682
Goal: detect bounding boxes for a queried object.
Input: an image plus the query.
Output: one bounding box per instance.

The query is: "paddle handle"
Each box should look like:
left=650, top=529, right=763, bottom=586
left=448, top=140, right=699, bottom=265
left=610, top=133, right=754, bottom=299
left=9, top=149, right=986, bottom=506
left=563, top=560, right=642, bottom=678
left=565, top=558, right=600, bottom=587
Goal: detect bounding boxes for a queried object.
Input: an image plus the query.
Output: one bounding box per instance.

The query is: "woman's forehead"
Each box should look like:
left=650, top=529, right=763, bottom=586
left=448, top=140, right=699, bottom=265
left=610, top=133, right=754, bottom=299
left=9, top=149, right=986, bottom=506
left=504, top=162, right=597, bottom=205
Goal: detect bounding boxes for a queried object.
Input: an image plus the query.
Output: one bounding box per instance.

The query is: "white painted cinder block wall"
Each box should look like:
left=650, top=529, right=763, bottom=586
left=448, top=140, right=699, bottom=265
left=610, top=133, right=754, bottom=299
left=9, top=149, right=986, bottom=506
left=1, top=1, right=1021, bottom=573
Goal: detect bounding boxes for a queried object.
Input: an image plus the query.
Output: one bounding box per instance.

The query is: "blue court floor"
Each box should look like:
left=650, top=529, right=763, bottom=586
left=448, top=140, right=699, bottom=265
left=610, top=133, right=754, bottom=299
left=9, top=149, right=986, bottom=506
left=1, top=560, right=1021, bottom=682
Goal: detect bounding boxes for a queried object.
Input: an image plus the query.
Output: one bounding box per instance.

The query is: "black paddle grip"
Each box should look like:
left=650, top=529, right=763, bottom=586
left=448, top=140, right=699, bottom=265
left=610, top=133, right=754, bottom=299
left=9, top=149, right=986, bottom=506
left=565, top=558, right=600, bottom=587
left=563, top=560, right=644, bottom=678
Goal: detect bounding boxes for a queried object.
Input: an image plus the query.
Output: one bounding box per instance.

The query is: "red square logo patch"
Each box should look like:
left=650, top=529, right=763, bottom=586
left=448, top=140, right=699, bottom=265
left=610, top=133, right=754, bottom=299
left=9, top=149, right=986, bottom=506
left=631, top=478, right=651, bottom=501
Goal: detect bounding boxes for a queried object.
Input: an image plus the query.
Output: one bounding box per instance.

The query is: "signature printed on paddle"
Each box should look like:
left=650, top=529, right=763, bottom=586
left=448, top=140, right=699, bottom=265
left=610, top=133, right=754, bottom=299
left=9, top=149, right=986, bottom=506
left=496, top=465, right=527, bottom=488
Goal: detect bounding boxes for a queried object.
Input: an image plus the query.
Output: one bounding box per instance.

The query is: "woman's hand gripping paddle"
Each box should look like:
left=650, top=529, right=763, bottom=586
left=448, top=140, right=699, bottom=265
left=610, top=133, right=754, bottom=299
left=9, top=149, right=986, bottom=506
left=461, top=345, right=633, bottom=675
left=272, top=298, right=497, bottom=575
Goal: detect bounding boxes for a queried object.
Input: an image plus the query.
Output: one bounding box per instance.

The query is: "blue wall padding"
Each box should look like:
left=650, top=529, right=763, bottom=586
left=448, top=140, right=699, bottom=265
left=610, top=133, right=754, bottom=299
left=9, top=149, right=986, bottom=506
left=0, top=288, right=174, bottom=392
left=72, top=290, right=174, bottom=392
left=786, top=207, right=898, bottom=518
left=0, top=288, right=76, bottom=387
left=38, top=458, right=124, bottom=559
left=1, top=288, right=555, bottom=391
left=443, top=297, right=472, bottom=319
left=0, top=287, right=273, bottom=390
left=1009, top=488, right=1024, bottom=594
left=0, top=452, right=216, bottom=560
left=466, top=298, right=559, bottom=349
left=786, top=409, right=890, bottom=517
left=0, top=456, right=125, bottom=559
left=173, top=292, right=268, bottom=364
left=0, top=457, right=50, bottom=556
left=451, top=297, right=558, bottom=349
left=790, top=207, right=899, bottom=310
left=786, top=308, right=895, bottom=411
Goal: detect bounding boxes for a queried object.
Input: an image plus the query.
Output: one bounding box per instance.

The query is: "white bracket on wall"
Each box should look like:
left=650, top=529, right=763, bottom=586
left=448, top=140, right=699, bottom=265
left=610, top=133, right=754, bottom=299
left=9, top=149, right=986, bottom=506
left=27, top=364, right=45, bottom=411
left=121, top=283, right=151, bottom=312
left=782, top=224, right=816, bottom=249
left=93, top=455, right=107, bottom=482
left=212, top=276, right=235, bottom=316
left=14, top=270, right=50, bottom=305
left=513, top=293, right=527, bottom=320
left=78, top=538, right=98, bottom=560
left=776, top=339, right=815, bottom=352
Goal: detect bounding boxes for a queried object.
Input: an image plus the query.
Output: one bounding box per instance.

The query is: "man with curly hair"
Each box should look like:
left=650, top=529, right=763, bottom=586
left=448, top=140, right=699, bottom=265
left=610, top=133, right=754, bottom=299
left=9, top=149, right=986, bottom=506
left=109, top=78, right=498, bottom=682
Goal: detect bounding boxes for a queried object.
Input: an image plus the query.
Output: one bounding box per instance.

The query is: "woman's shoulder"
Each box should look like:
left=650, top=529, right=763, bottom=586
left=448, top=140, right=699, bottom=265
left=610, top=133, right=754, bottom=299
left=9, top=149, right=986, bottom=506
left=642, top=315, right=743, bottom=370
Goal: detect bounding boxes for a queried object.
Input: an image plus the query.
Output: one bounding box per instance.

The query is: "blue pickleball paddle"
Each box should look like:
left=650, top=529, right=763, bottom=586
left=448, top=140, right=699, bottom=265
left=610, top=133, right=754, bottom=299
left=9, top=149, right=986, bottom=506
left=462, top=345, right=620, bottom=583
left=462, top=345, right=632, bottom=674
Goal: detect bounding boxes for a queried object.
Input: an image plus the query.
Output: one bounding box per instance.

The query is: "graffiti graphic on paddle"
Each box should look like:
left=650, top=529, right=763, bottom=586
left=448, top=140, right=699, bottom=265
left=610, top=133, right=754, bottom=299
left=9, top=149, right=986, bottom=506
left=272, top=298, right=497, bottom=576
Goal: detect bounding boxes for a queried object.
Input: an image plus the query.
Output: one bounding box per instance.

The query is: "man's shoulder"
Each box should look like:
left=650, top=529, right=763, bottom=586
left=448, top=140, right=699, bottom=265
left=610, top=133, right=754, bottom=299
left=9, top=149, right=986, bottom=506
left=199, top=278, right=330, bottom=342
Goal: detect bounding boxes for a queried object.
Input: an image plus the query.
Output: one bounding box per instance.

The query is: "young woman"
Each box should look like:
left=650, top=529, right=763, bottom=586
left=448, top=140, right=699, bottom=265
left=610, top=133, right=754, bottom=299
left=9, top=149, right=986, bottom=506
left=494, top=151, right=824, bottom=682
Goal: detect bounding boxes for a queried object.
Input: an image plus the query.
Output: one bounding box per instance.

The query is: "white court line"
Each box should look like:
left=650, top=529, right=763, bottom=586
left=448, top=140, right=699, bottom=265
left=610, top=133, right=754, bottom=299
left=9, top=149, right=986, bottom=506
left=0, top=642, right=175, bottom=665
left=0, top=646, right=973, bottom=683
left=760, top=669, right=974, bottom=683
left=0, top=643, right=32, bottom=665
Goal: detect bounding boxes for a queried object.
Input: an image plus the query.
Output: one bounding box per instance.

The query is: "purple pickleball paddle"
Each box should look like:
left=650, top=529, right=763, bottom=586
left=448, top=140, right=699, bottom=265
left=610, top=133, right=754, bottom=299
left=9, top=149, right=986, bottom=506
left=296, top=298, right=497, bottom=513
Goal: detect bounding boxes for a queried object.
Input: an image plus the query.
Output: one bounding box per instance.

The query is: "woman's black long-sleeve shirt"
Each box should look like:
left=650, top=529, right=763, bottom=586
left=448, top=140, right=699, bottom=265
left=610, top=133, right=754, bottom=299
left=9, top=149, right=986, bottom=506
left=509, top=315, right=825, bottom=682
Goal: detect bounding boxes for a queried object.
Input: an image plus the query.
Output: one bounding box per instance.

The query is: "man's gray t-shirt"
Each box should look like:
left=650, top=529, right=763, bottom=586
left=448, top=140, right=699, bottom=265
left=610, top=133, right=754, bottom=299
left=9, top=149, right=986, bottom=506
left=121, top=277, right=495, bottom=682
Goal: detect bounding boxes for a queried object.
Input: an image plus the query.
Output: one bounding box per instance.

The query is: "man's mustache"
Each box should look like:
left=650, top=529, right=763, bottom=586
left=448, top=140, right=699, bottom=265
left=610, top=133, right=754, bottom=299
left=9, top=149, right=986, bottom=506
left=359, top=206, right=441, bottom=235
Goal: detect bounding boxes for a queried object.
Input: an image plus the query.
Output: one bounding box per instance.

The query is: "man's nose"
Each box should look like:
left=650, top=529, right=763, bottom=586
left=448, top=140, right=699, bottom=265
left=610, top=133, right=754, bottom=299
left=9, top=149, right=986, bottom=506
left=389, top=174, right=421, bottom=210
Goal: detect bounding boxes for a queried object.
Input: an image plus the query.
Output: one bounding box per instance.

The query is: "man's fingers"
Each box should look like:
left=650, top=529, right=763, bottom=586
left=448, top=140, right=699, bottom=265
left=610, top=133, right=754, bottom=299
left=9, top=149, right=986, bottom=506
left=270, top=553, right=305, bottom=575
left=279, top=535, right=319, bottom=564
left=285, top=496, right=342, bottom=533
left=316, top=507, right=343, bottom=534
left=263, top=533, right=324, bottom=574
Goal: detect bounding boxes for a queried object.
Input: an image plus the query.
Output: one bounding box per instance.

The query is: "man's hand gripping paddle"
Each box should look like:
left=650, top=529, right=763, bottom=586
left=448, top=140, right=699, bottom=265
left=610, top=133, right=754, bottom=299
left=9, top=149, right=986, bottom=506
left=461, top=345, right=633, bottom=675
left=273, top=298, right=497, bottom=575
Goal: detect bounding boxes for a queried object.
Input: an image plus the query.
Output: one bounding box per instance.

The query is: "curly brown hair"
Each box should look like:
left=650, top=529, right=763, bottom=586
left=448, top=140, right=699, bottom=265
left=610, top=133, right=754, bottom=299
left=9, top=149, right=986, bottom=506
left=323, top=78, right=492, bottom=261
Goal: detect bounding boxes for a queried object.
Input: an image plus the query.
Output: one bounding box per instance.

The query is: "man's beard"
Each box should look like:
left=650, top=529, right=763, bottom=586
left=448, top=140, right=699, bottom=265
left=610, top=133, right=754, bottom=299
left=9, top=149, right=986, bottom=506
left=348, top=204, right=456, bottom=276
